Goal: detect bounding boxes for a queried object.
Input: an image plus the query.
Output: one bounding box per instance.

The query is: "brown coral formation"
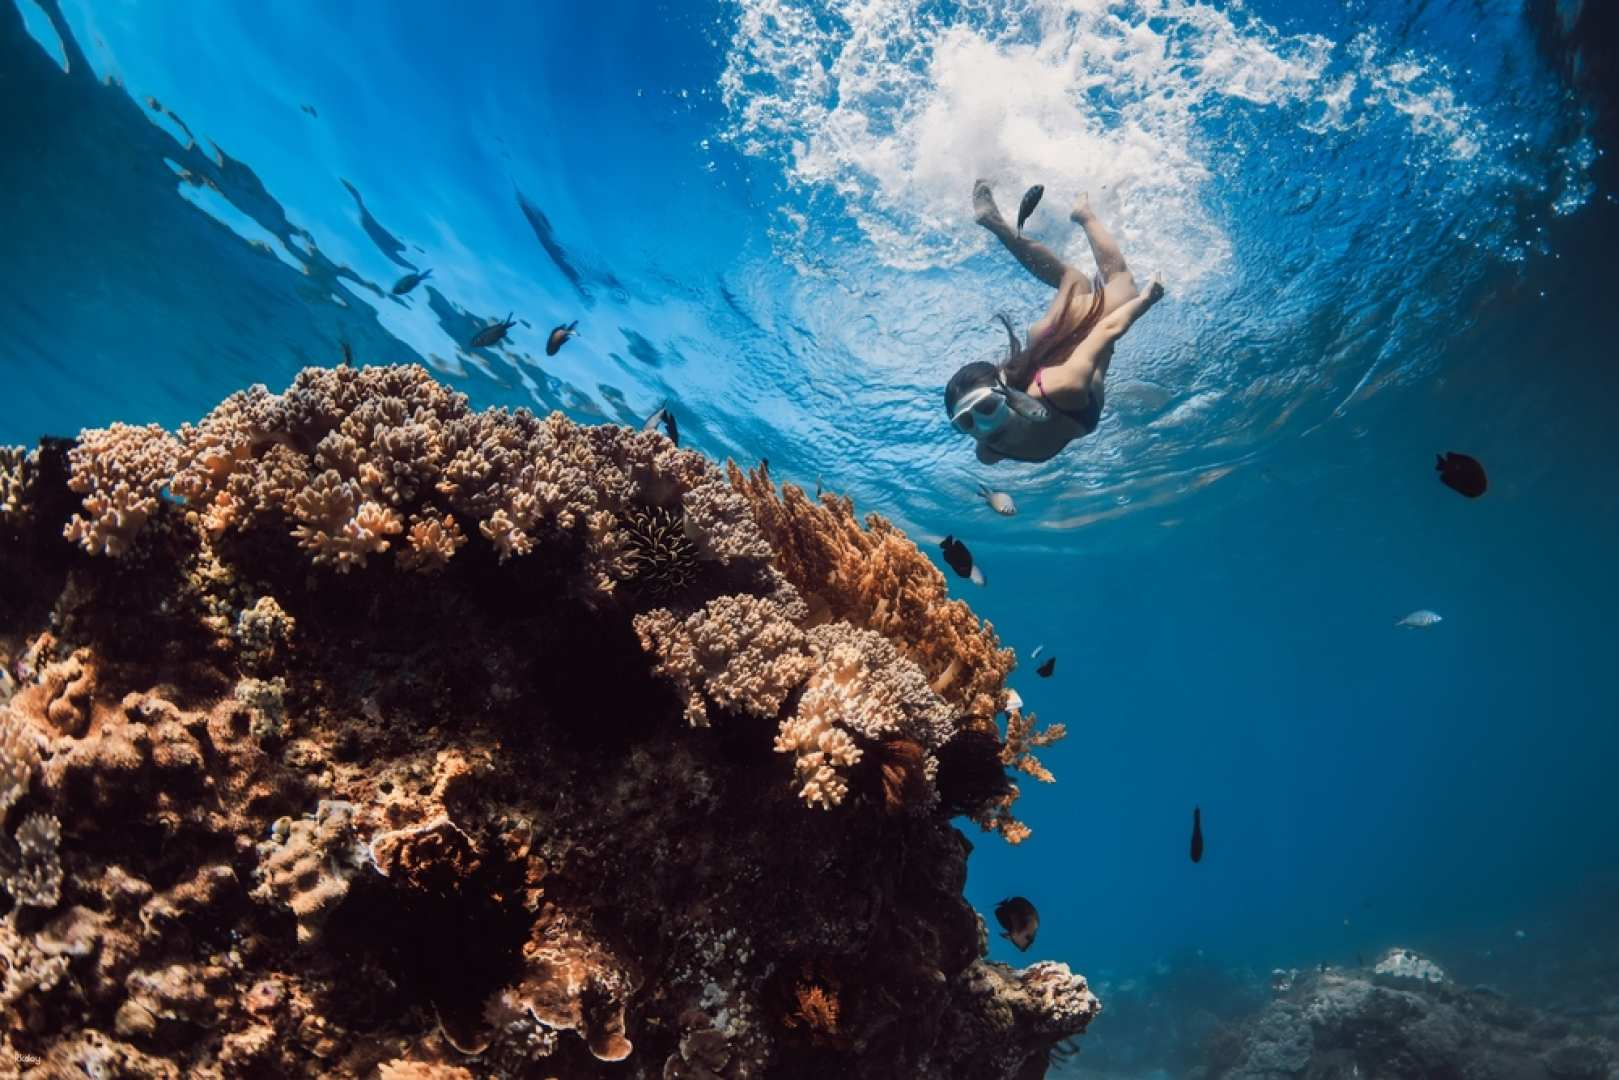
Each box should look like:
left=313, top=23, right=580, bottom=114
left=729, top=462, right=1015, bottom=724
left=0, top=365, right=1093, bottom=1079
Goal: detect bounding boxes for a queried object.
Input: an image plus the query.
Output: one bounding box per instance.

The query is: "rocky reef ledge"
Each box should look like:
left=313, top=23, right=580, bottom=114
left=0, top=365, right=1092, bottom=1079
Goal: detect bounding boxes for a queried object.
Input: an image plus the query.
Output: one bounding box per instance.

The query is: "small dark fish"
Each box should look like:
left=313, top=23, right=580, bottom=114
left=1190, top=806, right=1204, bottom=864
left=1036, top=656, right=1055, bottom=678
left=640, top=403, right=679, bottom=446
left=545, top=320, right=580, bottom=356
left=1356, top=953, right=1366, bottom=967
left=1436, top=451, right=1487, bottom=498
left=300, top=103, right=318, bottom=118
left=994, top=896, right=1039, bottom=951
left=815, top=476, right=823, bottom=500
left=470, top=313, right=516, bottom=349
left=340, top=341, right=354, bottom=368
left=391, top=268, right=432, bottom=295
left=939, top=535, right=985, bottom=586
left=1015, top=184, right=1044, bottom=236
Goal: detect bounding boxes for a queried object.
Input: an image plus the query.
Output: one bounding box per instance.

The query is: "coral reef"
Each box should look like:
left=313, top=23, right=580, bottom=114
left=1372, top=946, right=1446, bottom=984
left=1201, top=961, right=1619, bottom=1079
left=0, top=365, right=1091, bottom=1078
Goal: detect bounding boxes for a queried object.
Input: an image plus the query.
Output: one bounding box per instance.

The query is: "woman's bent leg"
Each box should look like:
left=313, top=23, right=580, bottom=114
left=975, top=180, right=1070, bottom=289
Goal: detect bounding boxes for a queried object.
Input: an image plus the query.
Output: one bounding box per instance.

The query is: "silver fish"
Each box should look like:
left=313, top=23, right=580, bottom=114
left=1030, top=644, right=1044, bottom=660
left=1395, top=609, right=1443, bottom=629
left=640, top=403, right=679, bottom=446
left=977, top=483, right=1016, bottom=516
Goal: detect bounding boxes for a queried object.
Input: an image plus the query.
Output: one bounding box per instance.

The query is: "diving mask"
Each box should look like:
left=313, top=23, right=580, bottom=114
left=951, top=385, right=1011, bottom=436
left=950, top=377, right=1051, bottom=437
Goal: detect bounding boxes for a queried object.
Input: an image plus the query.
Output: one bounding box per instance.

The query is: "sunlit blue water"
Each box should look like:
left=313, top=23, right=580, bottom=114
left=4, top=0, right=1618, bottom=1068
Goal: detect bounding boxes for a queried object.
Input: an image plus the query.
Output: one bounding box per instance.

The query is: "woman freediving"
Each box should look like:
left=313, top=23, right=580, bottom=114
left=946, top=181, right=1165, bottom=464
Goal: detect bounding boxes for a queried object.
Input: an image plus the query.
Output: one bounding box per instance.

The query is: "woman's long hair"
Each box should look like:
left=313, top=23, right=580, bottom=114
left=999, top=273, right=1106, bottom=392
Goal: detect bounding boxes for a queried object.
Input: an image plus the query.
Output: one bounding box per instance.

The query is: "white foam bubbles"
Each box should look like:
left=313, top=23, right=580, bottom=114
left=719, top=0, right=1504, bottom=279
left=721, top=0, right=1350, bottom=278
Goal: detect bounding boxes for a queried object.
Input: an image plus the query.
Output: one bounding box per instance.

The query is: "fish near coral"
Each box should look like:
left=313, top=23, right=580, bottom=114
left=939, top=535, right=985, bottom=586
left=641, top=402, right=679, bottom=446
left=1016, top=184, right=1044, bottom=236
left=1035, top=657, right=1054, bottom=678
left=1436, top=451, right=1487, bottom=498
left=469, top=313, right=517, bottom=349
left=391, top=268, right=432, bottom=295
left=1190, top=806, right=1204, bottom=863
left=546, top=320, right=580, bottom=356
left=995, top=896, right=1039, bottom=951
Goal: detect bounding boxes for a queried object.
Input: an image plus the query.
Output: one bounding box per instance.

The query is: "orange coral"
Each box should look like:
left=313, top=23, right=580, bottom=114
left=1002, top=710, right=1067, bottom=785
left=780, top=961, right=848, bottom=1047
left=963, top=708, right=1066, bottom=844
left=728, top=462, right=1013, bottom=726
left=878, top=739, right=931, bottom=814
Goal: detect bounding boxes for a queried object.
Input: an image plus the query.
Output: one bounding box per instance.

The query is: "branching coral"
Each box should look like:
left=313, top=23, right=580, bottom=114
left=62, top=423, right=181, bottom=557
left=0, top=707, right=38, bottom=820
left=634, top=591, right=815, bottom=726
left=0, top=445, right=35, bottom=524
left=775, top=621, right=955, bottom=810
left=68, top=366, right=777, bottom=606
left=728, top=462, right=1013, bottom=725
left=0, top=708, right=59, bottom=908
left=1002, top=710, right=1067, bottom=786
left=0, top=812, right=63, bottom=909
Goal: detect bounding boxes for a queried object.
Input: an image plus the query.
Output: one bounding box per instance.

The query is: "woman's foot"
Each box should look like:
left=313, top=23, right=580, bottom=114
left=1070, top=192, right=1093, bottom=224
left=1142, top=272, right=1165, bottom=305
left=973, top=179, right=1005, bottom=228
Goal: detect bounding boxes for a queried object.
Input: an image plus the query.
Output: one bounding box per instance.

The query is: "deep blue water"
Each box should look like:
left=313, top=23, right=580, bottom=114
left=3, top=0, right=1618, bottom=1068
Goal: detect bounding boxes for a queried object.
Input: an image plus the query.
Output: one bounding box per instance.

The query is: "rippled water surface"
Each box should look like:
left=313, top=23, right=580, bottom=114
left=4, top=0, right=1618, bottom=1069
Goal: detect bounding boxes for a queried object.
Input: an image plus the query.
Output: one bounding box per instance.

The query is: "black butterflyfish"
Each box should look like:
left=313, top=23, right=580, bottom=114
left=939, top=535, right=985, bottom=586
left=994, top=896, right=1039, bottom=951
left=1436, top=451, right=1487, bottom=498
